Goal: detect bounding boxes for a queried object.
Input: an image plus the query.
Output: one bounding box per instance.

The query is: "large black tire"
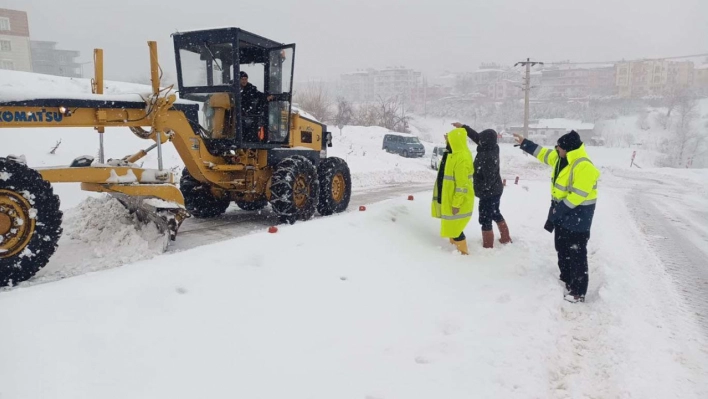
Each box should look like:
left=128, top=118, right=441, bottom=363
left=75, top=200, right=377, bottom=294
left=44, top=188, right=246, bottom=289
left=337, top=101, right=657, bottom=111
left=317, top=157, right=352, bottom=216
left=0, top=159, right=62, bottom=287
left=269, top=156, right=320, bottom=224
left=179, top=167, right=230, bottom=218
left=234, top=198, right=268, bottom=211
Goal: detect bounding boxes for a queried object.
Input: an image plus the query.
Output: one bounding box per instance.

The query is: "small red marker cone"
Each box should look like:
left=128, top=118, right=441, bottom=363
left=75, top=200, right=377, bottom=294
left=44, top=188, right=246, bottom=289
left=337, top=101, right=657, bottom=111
left=359, top=205, right=366, bottom=211
left=268, top=226, right=278, bottom=233
left=408, top=195, right=414, bottom=201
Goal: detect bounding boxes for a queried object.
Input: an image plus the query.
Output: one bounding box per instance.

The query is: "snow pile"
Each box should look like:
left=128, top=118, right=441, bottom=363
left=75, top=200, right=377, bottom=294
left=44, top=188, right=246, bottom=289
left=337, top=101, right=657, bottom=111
left=0, top=69, right=158, bottom=103
left=1, top=182, right=707, bottom=398
left=29, top=196, right=167, bottom=285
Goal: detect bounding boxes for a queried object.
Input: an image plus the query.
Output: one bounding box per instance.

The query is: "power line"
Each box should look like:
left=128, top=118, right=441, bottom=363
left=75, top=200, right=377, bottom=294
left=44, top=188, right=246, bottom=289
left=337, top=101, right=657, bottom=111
left=545, top=52, right=708, bottom=66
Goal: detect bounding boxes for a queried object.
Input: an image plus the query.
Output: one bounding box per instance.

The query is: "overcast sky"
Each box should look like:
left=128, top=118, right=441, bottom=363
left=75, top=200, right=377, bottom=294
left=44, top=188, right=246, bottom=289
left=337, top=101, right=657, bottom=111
left=4, top=0, right=707, bottom=83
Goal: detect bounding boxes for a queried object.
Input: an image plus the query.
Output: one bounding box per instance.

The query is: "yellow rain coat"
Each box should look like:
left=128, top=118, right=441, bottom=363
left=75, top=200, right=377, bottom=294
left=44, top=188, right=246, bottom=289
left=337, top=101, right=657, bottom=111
left=431, top=128, right=475, bottom=238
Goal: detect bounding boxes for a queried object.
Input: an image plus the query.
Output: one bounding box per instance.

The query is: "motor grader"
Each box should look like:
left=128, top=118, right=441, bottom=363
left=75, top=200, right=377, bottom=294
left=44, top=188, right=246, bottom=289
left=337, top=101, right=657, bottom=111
left=0, top=27, right=351, bottom=287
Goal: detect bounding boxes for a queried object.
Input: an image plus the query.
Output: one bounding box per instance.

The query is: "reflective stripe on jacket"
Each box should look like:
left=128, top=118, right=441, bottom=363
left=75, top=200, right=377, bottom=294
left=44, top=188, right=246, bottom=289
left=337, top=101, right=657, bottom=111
left=431, top=128, right=475, bottom=238
left=521, top=140, right=600, bottom=232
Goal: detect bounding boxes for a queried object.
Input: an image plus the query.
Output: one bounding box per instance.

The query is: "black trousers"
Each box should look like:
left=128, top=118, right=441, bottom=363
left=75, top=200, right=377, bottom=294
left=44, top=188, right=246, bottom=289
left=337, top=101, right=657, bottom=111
left=478, top=195, right=505, bottom=231
left=554, top=226, right=590, bottom=296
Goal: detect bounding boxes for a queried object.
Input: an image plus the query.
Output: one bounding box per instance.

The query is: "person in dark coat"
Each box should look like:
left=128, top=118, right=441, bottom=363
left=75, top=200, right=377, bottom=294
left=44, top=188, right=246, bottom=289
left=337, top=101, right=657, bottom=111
left=239, top=71, right=272, bottom=115
left=239, top=71, right=275, bottom=141
left=453, top=122, right=512, bottom=248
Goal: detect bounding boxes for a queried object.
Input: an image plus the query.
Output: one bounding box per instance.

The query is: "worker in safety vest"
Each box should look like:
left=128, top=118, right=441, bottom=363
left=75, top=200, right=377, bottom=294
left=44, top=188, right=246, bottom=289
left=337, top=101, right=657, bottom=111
left=513, top=130, right=600, bottom=303
left=431, top=128, right=475, bottom=255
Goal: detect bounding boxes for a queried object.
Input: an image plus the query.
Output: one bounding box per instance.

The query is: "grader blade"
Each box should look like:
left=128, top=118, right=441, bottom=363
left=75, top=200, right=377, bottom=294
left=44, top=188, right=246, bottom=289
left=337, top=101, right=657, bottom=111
left=111, top=193, right=189, bottom=242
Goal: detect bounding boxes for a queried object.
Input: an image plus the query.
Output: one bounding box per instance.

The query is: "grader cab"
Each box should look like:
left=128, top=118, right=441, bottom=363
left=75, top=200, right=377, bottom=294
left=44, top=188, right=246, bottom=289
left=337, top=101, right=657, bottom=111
left=0, top=27, right=351, bottom=287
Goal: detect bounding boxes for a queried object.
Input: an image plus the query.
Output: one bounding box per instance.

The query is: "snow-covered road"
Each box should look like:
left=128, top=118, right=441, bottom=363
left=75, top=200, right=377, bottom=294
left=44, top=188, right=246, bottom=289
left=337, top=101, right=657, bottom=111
left=617, top=170, right=708, bottom=332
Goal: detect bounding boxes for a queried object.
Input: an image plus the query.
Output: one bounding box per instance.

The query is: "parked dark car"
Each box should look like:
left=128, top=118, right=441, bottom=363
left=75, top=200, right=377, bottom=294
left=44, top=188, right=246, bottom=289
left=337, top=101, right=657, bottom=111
left=382, top=133, right=425, bottom=158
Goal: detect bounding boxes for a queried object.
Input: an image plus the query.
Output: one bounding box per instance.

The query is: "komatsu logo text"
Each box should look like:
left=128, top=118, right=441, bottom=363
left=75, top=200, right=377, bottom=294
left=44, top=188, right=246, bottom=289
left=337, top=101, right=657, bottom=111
left=0, top=110, right=67, bottom=123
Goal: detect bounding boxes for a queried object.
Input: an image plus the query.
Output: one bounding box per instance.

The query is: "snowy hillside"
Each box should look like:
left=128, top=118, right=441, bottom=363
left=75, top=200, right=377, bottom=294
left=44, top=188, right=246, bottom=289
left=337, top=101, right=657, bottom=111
left=2, top=71, right=708, bottom=398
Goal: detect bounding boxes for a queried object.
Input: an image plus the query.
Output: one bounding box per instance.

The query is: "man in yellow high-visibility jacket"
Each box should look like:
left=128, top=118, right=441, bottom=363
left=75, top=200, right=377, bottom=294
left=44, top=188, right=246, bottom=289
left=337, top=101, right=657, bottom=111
left=431, top=128, right=475, bottom=255
left=514, top=131, right=600, bottom=303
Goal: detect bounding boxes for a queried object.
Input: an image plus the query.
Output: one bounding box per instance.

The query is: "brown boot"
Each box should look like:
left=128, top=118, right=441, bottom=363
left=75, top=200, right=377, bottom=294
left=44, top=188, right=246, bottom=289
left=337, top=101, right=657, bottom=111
left=496, top=220, right=512, bottom=244
left=453, top=239, right=469, bottom=255
left=449, top=238, right=455, bottom=245
left=482, top=230, right=494, bottom=248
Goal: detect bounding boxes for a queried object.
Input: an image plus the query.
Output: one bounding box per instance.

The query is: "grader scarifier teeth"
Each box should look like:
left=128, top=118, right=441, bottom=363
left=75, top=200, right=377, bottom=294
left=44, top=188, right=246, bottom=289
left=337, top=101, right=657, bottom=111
left=112, top=194, right=190, bottom=242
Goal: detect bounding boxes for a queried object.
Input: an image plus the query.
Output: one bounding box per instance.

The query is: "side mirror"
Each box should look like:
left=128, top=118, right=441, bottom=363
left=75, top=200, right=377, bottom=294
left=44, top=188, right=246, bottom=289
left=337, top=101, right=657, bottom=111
left=326, top=132, right=333, bottom=148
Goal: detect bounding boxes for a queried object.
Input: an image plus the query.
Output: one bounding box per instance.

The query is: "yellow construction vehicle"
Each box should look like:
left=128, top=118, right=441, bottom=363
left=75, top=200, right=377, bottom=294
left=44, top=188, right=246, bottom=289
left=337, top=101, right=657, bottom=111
left=0, top=27, right=351, bottom=286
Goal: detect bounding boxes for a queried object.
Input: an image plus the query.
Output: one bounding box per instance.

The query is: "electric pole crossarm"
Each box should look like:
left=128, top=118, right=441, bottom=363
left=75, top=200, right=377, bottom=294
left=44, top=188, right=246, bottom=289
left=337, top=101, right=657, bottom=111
left=515, top=58, right=544, bottom=138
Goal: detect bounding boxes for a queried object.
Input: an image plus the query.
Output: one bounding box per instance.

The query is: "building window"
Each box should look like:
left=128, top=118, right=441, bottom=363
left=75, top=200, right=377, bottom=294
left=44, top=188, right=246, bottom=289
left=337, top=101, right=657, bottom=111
left=0, top=60, right=14, bottom=70
left=0, top=17, right=10, bottom=31
left=0, top=40, right=11, bottom=52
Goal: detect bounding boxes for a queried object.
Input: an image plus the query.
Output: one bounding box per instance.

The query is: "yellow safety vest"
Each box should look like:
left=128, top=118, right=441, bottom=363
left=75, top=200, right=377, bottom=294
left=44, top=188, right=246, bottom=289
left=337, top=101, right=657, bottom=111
left=532, top=144, right=600, bottom=209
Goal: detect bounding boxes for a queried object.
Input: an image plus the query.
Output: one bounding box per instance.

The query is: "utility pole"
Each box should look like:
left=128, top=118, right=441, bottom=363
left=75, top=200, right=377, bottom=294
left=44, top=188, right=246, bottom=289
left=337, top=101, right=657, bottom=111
left=514, top=58, right=543, bottom=138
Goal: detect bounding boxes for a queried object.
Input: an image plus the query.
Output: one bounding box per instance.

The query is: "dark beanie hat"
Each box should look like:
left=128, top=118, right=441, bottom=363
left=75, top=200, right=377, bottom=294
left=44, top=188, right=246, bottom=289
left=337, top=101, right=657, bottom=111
left=557, top=130, right=582, bottom=152
left=239, top=71, right=248, bottom=78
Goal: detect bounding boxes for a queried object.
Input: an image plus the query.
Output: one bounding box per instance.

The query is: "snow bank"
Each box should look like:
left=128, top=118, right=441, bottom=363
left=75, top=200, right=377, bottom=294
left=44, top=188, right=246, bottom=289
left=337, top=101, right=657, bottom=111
left=27, top=196, right=168, bottom=285
left=328, top=125, right=437, bottom=188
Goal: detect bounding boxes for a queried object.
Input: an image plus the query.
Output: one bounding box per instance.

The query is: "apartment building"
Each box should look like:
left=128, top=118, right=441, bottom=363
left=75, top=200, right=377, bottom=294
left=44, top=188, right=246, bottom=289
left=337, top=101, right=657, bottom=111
left=31, top=40, right=81, bottom=78
left=616, top=60, right=694, bottom=98
left=341, top=67, right=421, bottom=102
left=541, top=65, right=615, bottom=98
left=0, top=8, right=32, bottom=72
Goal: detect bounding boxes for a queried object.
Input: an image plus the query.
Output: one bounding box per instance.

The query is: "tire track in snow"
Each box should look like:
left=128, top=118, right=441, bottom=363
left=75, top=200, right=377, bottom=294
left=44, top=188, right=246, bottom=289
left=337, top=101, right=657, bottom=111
left=631, top=191, right=708, bottom=333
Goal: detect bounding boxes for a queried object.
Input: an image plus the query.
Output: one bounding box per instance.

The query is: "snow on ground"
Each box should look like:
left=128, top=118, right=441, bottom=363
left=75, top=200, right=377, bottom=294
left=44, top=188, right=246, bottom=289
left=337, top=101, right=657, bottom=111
left=1, top=179, right=708, bottom=398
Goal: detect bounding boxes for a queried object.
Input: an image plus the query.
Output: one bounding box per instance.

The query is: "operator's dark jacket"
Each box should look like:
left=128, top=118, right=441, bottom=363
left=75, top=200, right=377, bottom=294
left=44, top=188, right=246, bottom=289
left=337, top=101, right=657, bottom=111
left=462, top=125, right=504, bottom=199
left=240, top=83, right=267, bottom=115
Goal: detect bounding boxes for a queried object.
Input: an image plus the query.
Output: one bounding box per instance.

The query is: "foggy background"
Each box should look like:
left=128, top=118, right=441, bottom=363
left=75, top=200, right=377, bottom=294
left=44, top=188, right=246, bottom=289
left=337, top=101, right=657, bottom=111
left=2, top=0, right=708, bottom=168
left=5, top=0, right=707, bottom=82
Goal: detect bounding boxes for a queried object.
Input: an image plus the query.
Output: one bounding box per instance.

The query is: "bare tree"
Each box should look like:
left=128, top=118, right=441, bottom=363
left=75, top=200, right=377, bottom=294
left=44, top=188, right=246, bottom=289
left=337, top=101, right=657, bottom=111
left=495, top=98, right=521, bottom=130
left=635, top=110, right=650, bottom=130
left=658, top=87, right=690, bottom=130
left=49, top=139, right=62, bottom=155
left=671, top=95, right=700, bottom=166
left=376, top=95, right=409, bottom=132
left=351, top=103, right=376, bottom=127
left=334, top=97, right=354, bottom=127
left=293, top=81, right=333, bottom=122
left=454, top=74, right=475, bottom=95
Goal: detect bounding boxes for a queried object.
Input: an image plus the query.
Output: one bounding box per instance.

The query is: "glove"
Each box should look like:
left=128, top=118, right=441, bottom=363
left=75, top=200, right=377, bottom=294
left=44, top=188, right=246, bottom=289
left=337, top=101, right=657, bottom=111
left=544, top=219, right=555, bottom=233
